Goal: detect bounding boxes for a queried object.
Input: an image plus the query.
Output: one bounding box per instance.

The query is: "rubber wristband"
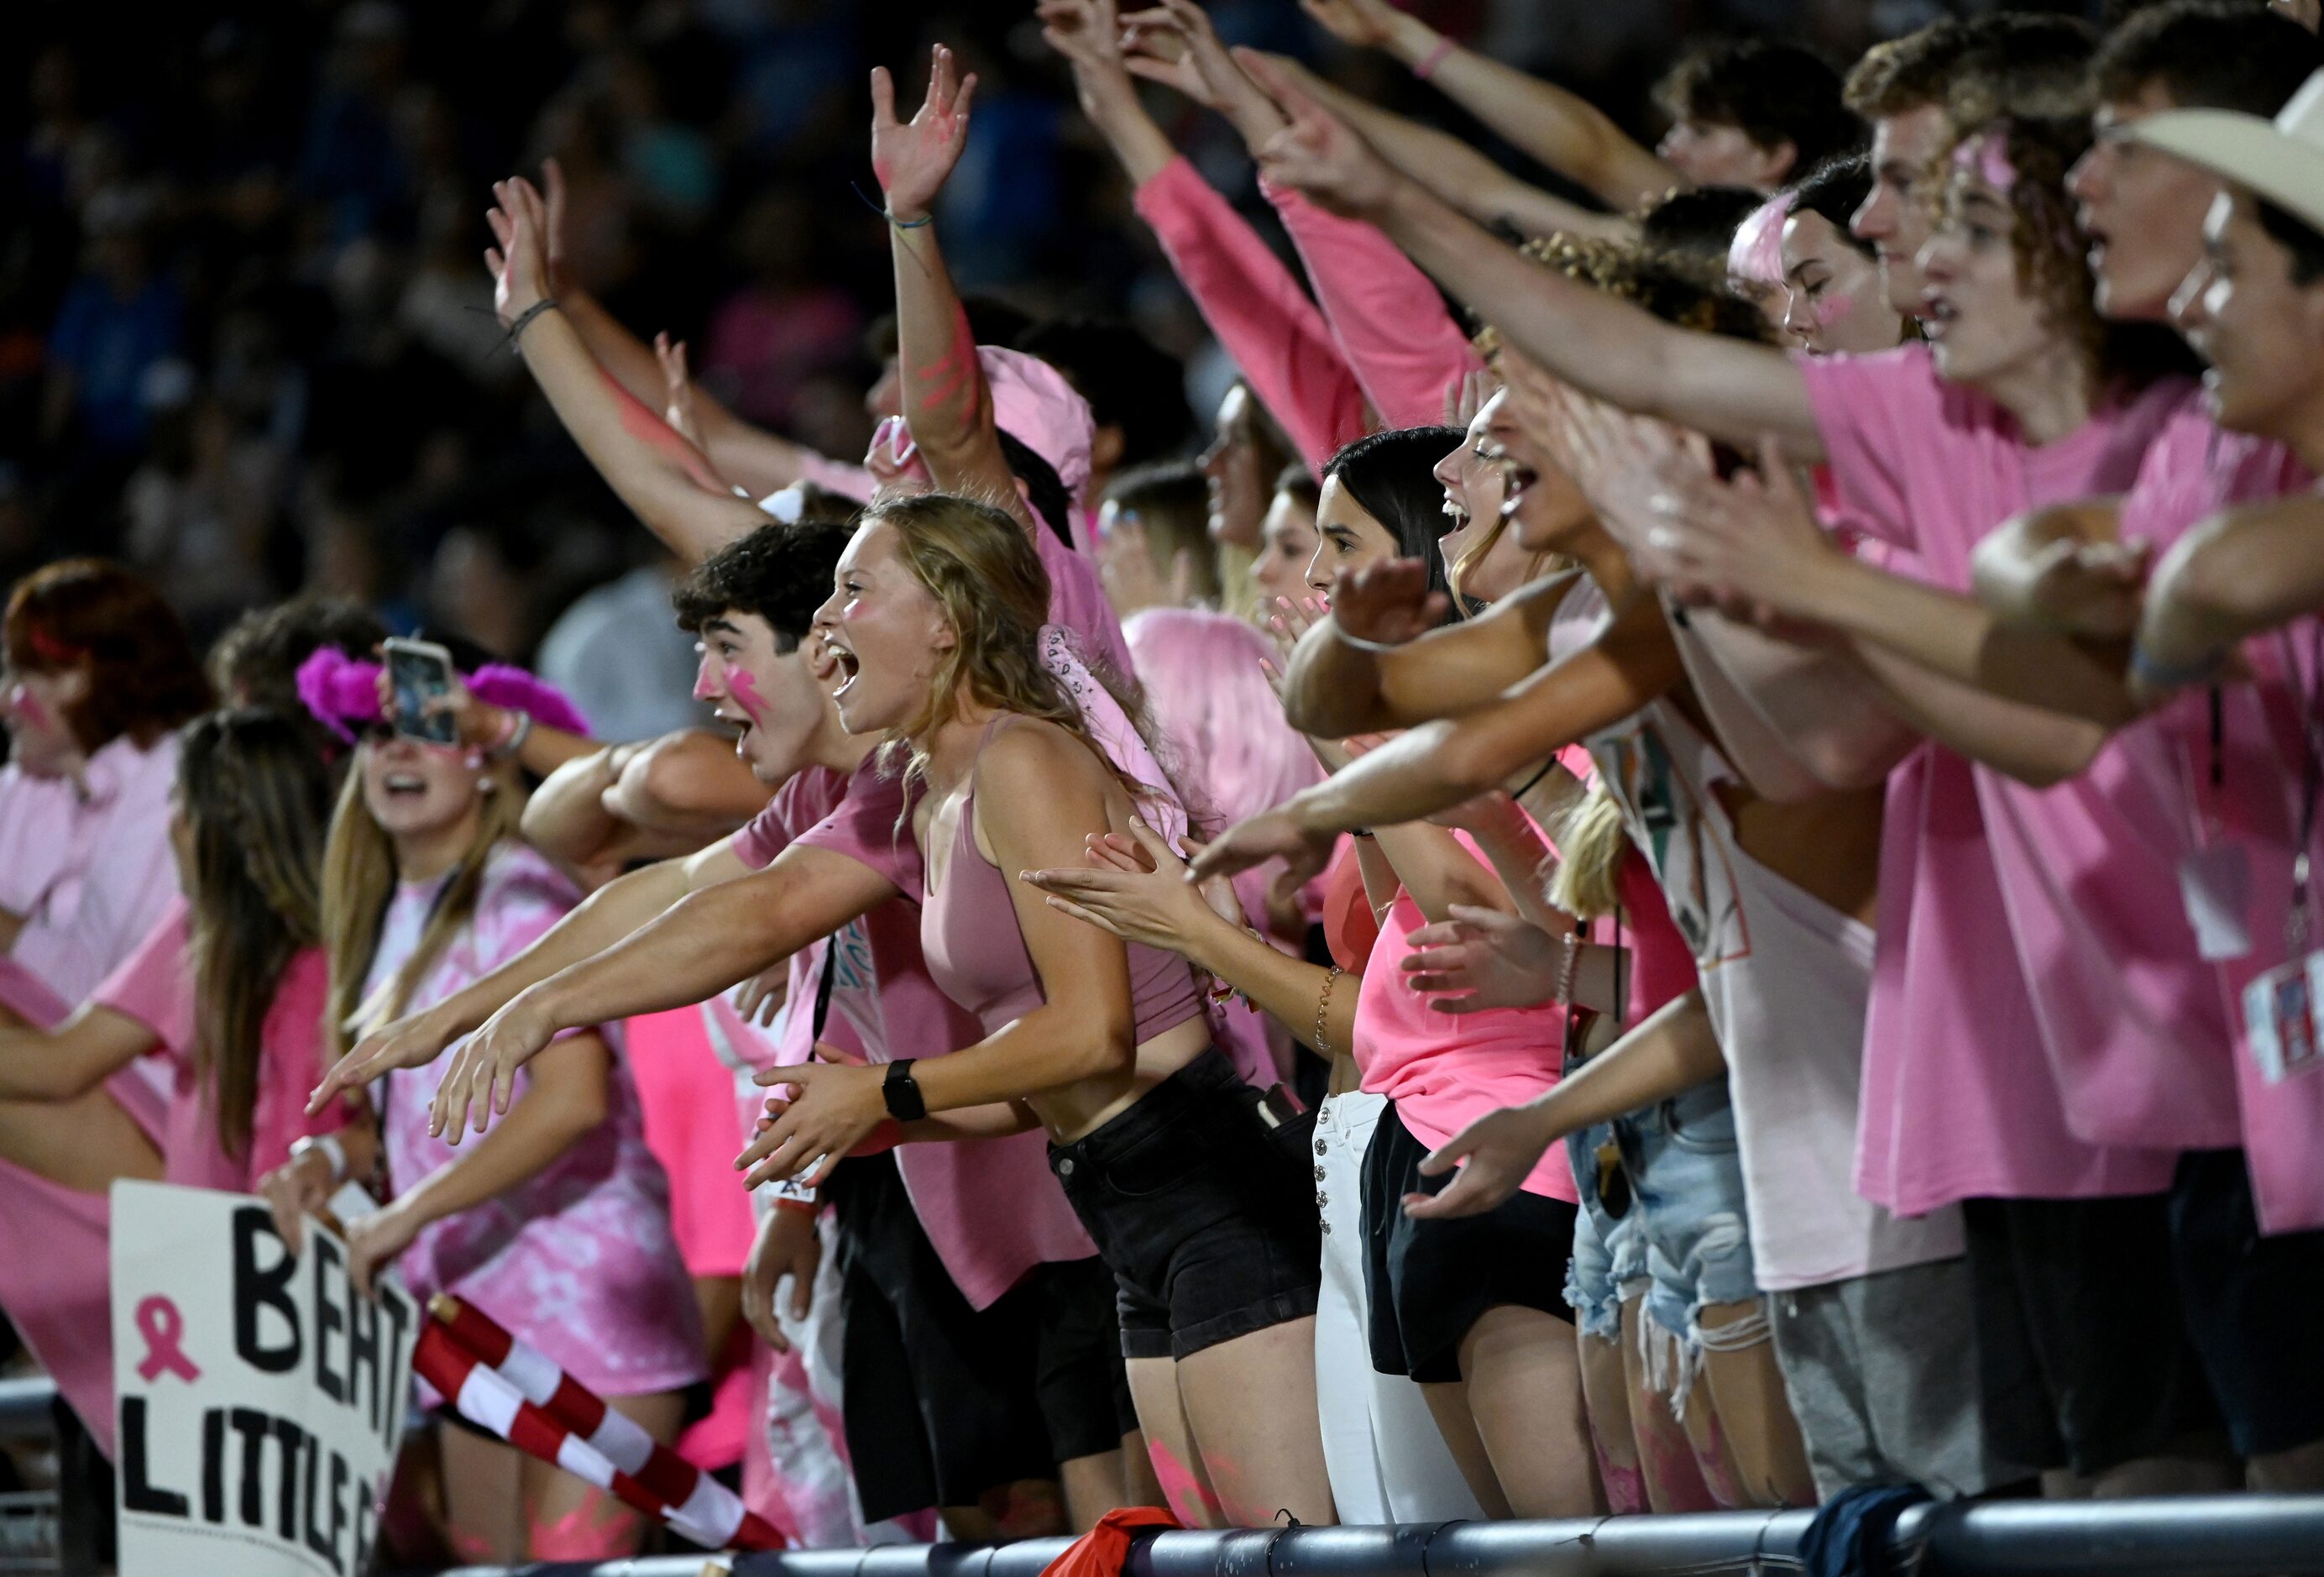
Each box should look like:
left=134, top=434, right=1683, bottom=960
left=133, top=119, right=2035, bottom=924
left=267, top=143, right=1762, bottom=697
left=1411, top=37, right=1454, bottom=81
left=291, top=1133, right=348, bottom=1186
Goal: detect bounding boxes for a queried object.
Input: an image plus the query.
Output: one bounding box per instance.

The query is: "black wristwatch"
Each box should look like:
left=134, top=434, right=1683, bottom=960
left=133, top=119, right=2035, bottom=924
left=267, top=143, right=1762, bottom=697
left=882, top=1059, right=928, bottom=1122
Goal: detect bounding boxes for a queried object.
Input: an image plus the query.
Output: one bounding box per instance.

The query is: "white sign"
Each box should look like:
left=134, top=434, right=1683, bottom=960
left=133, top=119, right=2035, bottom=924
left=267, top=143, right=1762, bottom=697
left=110, top=1181, right=416, bottom=1577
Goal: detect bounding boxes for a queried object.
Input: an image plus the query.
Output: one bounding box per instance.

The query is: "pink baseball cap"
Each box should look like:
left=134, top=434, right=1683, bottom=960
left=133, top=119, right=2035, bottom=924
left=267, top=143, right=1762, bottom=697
left=978, top=346, right=1093, bottom=499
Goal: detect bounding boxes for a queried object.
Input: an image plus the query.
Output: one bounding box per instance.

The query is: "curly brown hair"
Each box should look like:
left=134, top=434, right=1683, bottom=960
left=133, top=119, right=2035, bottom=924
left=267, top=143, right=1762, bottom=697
left=3, top=558, right=212, bottom=752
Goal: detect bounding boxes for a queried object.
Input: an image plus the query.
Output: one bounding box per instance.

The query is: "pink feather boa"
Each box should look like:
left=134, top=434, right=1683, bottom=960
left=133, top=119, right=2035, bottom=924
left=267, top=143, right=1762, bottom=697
left=295, top=647, right=593, bottom=745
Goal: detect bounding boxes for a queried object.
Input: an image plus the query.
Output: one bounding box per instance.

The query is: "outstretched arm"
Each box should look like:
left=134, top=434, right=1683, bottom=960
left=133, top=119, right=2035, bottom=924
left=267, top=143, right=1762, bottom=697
left=487, top=178, right=768, bottom=564
left=1301, top=0, right=1674, bottom=214
left=1240, top=56, right=1821, bottom=460
left=1196, top=593, right=1688, bottom=884
left=1045, top=3, right=1366, bottom=470
left=2135, top=493, right=2324, bottom=700
left=1275, top=57, right=1630, bottom=243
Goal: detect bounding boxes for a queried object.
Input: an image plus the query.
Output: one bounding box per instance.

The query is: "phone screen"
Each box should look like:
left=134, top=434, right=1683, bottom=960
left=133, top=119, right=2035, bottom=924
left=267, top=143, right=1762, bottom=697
left=384, top=642, right=458, bottom=746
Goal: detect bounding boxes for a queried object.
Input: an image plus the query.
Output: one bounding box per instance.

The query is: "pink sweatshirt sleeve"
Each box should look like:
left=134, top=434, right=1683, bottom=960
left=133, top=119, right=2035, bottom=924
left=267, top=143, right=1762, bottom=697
left=1132, top=156, right=1366, bottom=474
left=1264, top=179, right=1485, bottom=431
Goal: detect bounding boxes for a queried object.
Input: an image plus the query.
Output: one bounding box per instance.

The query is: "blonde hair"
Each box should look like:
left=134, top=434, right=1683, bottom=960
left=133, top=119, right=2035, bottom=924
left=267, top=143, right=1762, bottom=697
left=322, top=755, right=524, bottom=1059
left=1549, top=783, right=1631, bottom=921
left=866, top=492, right=1170, bottom=808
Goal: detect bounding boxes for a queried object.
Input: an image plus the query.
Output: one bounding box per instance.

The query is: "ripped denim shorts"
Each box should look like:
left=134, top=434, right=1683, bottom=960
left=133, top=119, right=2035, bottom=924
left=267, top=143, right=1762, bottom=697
left=1615, top=1077, right=1760, bottom=1347
left=1562, top=1123, right=1644, bottom=1344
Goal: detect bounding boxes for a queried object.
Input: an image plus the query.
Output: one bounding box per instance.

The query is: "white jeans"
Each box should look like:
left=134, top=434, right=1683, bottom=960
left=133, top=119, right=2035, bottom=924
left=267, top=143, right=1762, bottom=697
left=1313, top=1091, right=1485, bottom=1523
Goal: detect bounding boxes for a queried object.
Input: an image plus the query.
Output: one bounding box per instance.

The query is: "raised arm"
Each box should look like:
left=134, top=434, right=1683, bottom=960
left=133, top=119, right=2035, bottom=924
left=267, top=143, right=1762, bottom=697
left=1045, top=1, right=1366, bottom=471
left=540, top=161, right=867, bottom=502
left=1242, top=56, right=1822, bottom=460
left=1301, top=0, right=1674, bottom=214
left=873, top=47, right=1048, bottom=532
left=1279, top=58, right=1632, bottom=244
left=1123, top=3, right=1485, bottom=427
left=487, top=179, right=769, bottom=564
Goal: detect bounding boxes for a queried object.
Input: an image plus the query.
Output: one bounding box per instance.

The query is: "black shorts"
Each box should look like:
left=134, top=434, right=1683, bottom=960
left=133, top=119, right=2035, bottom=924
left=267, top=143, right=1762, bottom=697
left=1962, top=1193, right=2222, bottom=1477
left=1362, top=1098, right=1577, bottom=1383
left=1049, top=1047, right=1322, bottom=1361
left=2170, top=1148, right=2324, bottom=1459
left=829, top=1153, right=1132, bottom=1522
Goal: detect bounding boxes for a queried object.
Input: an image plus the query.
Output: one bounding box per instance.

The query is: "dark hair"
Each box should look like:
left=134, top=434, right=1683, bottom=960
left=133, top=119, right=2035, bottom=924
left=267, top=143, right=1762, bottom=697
left=1657, top=40, right=1862, bottom=175
left=1788, top=154, right=1879, bottom=260
left=863, top=295, right=1033, bottom=364
left=1640, top=185, right=1767, bottom=264
left=673, top=519, right=856, bottom=648
left=2259, top=197, right=2324, bottom=286
left=2093, top=1, right=2323, bottom=117
left=3, top=558, right=212, bottom=751
left=995, top=429, right=1077, bottom=548
left=178, top=708, right=334, bottom=1162
left=1015, top=318, right=1195, bottom=467
left=207, top=597, right=388, bottom=719
left=1273, top=461, right=1320, bottom=507
left=1102, top=459, right=1222, bottom=604
left=1322, top=427, right=1465, bottom=609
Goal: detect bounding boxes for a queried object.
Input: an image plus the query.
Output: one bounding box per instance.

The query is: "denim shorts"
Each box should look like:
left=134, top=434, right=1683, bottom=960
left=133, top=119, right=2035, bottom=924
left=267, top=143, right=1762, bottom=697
left=1049, top=1048, right=1322, bottom=1360
left=1563, top=1123, right=1627, bottom=1342
left=1615, top=1077, right=1759, bottom=1341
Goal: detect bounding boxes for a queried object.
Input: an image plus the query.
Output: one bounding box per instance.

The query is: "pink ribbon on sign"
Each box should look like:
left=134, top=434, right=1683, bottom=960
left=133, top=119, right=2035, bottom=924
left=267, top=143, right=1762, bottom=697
left=133, top=1296, right=201, bottom=1384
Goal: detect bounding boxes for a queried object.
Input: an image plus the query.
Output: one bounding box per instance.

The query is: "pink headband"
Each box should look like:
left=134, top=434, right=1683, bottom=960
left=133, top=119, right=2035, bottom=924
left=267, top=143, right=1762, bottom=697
left=1727, top=191, right=1793, bottom=286
left=1953, top=130, right=2018, bottom=197
left=981, top=347, right=1095, bottom=500
left=294, top=647, right=592, bottom=745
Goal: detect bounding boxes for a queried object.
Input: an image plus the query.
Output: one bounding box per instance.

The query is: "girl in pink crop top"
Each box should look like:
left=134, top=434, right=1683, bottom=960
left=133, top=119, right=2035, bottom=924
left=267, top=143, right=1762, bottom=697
left=923, top=716, right=1206, bottom=1043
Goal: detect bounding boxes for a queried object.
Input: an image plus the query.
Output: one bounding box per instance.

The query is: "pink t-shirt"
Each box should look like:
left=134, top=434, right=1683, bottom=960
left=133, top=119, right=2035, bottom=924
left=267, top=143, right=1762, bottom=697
left=0, top=733, right=181, bottom=1007
left=1359, top=860, right=1578, bottom=1202
left=1799, top=346, right=2189, bottom=1213
left=1032, top=521, right=1137, bottom=690
left=744, top=757, right=1101, bottom=1310
left=1972, top=414, right=2307, bottom=1160
left=88, top=900, right=348, bottom=1193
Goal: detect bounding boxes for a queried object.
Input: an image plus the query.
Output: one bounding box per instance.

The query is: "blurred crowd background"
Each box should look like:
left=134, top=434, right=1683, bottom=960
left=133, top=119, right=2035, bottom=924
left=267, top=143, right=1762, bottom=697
left=0, top=0, right=2042, bottom=725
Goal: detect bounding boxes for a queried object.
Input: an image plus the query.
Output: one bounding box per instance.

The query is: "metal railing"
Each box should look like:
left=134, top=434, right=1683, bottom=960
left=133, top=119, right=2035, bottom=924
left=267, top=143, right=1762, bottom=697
left=424, top=1495, right=2324, bottom=1577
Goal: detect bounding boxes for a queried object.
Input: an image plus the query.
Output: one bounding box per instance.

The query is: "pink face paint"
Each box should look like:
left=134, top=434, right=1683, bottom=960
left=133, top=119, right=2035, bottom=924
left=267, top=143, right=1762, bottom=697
left=914, top=301, right=978, bottom=413
left=1953, top=129, right=2018, bottom=199
left=1689, top=1404, right=1752, bottom=1509
left=1812, top=289, right=1857, bottom=328
left=725, top=663, right=772, bottom=727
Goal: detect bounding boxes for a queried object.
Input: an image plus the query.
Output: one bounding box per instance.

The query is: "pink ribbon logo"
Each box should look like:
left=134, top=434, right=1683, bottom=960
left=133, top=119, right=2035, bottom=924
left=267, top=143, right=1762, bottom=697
left=133, top=1296, right=201, bottom=1384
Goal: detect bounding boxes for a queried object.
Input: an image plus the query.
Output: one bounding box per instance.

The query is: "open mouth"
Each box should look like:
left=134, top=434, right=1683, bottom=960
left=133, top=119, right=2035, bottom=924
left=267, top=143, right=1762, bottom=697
left=383, top=771, right=427, bottom=797
left=1440, top=495, right=1471, bottom=536
left=1921, top=295, right=1956, bottom=338
left=830, top=646, right=861, bottom=698
left=1499, top=468, right=1538, bottom=521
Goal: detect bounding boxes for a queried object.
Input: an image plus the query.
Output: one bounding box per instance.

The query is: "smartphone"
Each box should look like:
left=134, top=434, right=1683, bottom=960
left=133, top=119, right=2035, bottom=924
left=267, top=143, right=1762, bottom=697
left=382, top=637, right=458, bottom=746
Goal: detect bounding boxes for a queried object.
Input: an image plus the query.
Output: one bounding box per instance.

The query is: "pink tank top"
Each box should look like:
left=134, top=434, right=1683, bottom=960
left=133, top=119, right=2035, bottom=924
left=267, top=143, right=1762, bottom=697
left=922, top=720, right=1206, bottom=1043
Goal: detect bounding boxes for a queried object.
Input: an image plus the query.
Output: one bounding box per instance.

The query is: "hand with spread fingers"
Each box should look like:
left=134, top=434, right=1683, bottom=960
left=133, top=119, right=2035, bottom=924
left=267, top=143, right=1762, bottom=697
left=427, top=989, right=563, bottom=1142
left=309, top=1004, right=463, bottom=1115
left=484, top=176, right=553, bottom=328
left=735, top=1059, right=886, bottom=1190
left=872, top=45, right=978, bottom=226
left=1636, top=435, right=1842, bottom=629
left=1023, top=819, right=1241, bottom=954
left=1400, top=903, right=1563, bottom=1012
left=1120, top=0, right=1289, bottom=144
left=1239, top=48, right=1403, bottom=220
left=1402, top=1104, right=1557, bottom=1220
left=1186, top=802, right=1337, bottom=890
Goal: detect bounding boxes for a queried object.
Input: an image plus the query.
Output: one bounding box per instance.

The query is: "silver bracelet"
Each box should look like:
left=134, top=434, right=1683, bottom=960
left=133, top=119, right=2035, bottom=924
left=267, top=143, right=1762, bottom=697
left=290, top=1132, right=349, bottom=1186
left=493, top=710, right=535, bottom=761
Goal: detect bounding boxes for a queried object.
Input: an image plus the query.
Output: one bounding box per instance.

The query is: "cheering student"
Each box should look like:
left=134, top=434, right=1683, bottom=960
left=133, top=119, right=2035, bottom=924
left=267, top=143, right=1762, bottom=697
left=0, top=710, right=349, bottom=1455
left=1598, top=4, right=2324, bottom=1492
left=269, top=642, right=703, bottom=1564
left=1201, top=21, right=2257, bottom=1497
